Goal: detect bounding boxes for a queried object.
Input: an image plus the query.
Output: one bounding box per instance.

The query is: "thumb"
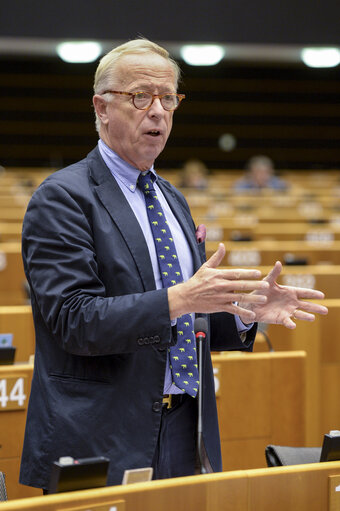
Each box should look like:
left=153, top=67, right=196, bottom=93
left=264, top=260, right=282, bottom=283
left=205, top=243, right=226, bottom=269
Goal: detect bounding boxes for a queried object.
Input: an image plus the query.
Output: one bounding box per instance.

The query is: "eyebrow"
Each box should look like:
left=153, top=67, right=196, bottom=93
left=129, top=83, right=176, bottom=93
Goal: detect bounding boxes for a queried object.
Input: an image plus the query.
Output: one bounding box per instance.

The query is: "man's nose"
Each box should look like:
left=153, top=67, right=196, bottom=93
left=148, top=97, right=164, bottom=116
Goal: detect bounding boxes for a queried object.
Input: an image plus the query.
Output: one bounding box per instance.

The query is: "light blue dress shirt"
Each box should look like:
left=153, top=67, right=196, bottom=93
left=98, top=139, right=252, bottom=394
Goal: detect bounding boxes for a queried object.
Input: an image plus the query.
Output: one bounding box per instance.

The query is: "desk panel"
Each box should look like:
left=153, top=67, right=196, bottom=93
left=259, top=300, right=340, bottom=444
left=212, top=352, right=305, bottom=471
left=0, top=243, right=27, bottom=305
left=206, top=240, right=340, bottom=266
left=4, top=462, right=340, bottom=511
left=0, top=364, right=39, bottom=499
left=0, top=305, right=35, bottom=362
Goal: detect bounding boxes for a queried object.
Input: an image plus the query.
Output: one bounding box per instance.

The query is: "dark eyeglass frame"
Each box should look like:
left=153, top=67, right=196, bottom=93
left=101, top=90, right=185, bottom=111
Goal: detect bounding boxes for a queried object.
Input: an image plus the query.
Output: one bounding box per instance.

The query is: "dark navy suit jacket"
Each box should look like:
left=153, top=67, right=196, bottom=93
left=20, top=147, right=256, bottom=489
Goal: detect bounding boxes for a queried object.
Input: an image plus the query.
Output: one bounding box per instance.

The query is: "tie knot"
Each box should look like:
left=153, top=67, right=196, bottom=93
left=138, top=171, right=155, bottom=193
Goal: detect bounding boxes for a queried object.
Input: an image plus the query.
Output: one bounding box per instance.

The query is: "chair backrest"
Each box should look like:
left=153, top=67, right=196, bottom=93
left=0, top=472, right=8, bottom=501
left=265, top=445, right=321, bottom=467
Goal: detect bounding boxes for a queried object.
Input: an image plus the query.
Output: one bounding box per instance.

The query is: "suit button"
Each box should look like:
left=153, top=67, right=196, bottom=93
left=154, top=335, right=160, bottom=343
left=137, top=338, right=144, bottom=346
left=152, top=401, right=162, bottom=412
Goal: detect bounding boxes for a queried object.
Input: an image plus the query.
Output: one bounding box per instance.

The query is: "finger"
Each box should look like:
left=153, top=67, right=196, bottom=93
left=264, top=261, right=282, bottom=284
left=295, top=288, right=325, bottom=300
left=282, top=316, right=297, bottom=329
left=233, top=293, right=267, bottom=305
left=293, top=310, right=316, bottom=322
left=227, top=303, right=256, bottom=323
left=297, top=301, right=328, bottom=315
left=279, top=284, right=325, bottom=300
left=220, top=269, right=263, bottom=281
left=205, top=243, right=226, bottom=269
left=224, top=280, right=269, bottom=292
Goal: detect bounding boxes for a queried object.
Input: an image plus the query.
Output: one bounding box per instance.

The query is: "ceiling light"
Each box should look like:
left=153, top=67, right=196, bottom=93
left=218, top=133, right=237, bottom=152
left=180, top=44, right=225, bottom=66
left=301, top=47, right=340, bottom=68
left=57, top=41, right=102, bottom=63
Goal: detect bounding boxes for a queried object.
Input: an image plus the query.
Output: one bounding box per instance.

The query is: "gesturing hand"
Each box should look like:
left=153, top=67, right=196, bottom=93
left=168, top=243, right=269, bottom=322
left=238, top=261, right=328, bottom=329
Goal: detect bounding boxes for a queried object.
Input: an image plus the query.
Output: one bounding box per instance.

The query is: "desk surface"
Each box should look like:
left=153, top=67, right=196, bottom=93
left=5, top=461, right=340, bottom=511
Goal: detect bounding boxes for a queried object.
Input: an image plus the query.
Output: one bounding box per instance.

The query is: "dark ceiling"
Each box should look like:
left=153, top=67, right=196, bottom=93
left=1, top=0, right=340, bottom=46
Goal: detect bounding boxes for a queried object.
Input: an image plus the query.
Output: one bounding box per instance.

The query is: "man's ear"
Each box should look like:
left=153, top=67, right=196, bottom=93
left=93, top=95, right=109, bottom=125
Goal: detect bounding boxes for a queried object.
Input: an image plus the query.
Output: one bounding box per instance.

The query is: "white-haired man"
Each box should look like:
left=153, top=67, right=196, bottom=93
left=20, top=39, right=327, bottom=490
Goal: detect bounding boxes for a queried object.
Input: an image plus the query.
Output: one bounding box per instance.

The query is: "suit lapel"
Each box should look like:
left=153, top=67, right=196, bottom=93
left=87, top=147, right=202, bottom=288
left=87, top=148, right=156, bottom=291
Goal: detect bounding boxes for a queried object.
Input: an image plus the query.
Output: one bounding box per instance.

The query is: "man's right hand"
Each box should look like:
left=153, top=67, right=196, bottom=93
left=167, top=243, right=269, bottom=322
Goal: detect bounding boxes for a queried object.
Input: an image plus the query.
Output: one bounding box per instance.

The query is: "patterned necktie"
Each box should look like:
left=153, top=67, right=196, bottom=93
left=138, top=172, right=199, bottom=398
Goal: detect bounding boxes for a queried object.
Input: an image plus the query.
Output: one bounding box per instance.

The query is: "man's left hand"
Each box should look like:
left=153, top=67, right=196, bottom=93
left=238, top=261, right=328, bottom=329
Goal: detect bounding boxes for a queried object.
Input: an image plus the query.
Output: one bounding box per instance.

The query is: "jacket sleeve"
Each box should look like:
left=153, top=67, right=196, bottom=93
left=209, top=312, right=257, bottom=352
left=22, top=180, right=174, bottom=356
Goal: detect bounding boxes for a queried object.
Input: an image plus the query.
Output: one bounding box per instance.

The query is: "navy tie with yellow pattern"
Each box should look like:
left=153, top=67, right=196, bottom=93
left=138, top=172, right=199, bottom=398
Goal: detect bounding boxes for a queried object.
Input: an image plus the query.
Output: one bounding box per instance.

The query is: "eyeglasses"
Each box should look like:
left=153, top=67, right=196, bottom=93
left=101, top=90, right=185, bottom=111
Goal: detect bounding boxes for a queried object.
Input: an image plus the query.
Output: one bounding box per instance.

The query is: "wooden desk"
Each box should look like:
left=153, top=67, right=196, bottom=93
left=0, top=196, right=29, bottom=208
left=0, top=364, right=40, bottom=500
left=0, top=243, right=27, bottom=305
left=4, top=462, right=340, bottom=510
left=254, top=223, right=340, bottom=242
left=205, top=222, right=340, bottom=243
left=206, top=240, right=340, bottom=265
left=0, top=208, right=26, bottom=222
left=0, top=352, right=305, bottom=498
left=196, top=212, right=340, bottom=227
left=223, top=265, right=340, bottom=299
left=255, top=299, right=340, bottom=446
left=0, top=305, right=35, bottom=362
left=0, top=222, right=23, bottom=242
left=211, top=351, right=305, bottom=471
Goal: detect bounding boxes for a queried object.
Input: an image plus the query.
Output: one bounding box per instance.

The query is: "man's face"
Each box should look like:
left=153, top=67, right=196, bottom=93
left=94, top=53, right=176, bottom=171
left=251, top=164, right=273, bottom=187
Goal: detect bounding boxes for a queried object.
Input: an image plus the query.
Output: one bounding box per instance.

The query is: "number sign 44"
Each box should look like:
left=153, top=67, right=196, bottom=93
left=0, top=377, right=27, bottom=410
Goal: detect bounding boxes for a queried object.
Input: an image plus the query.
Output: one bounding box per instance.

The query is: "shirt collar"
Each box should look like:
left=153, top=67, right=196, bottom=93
left=98, top=139, right=158, bottom=192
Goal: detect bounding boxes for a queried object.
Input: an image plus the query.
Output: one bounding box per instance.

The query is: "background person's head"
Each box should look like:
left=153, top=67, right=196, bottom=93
left=246, top=155, right=275, bottom=188
left=180, top=158, right=208, bottom=189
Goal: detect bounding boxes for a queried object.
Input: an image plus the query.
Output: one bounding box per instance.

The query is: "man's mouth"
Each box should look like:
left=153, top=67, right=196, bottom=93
left=146, top=130, right=161, bottom=137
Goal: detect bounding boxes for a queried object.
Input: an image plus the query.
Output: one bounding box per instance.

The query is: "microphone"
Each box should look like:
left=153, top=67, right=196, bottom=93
left=194, top=317, right=209, bottom=474
left=194, top=317, right=208, bottom=340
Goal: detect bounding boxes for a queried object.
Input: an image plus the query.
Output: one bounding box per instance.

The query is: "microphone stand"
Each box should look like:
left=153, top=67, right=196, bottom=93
left=194, top=317, right=208, bottom=474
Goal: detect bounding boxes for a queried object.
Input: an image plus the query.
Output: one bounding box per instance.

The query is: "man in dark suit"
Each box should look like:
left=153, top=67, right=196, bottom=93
left=19, top=38, right=327, bottom=490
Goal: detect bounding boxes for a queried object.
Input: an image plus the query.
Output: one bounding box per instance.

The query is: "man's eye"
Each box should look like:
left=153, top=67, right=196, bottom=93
left=135, top=92, right=149, bottom=100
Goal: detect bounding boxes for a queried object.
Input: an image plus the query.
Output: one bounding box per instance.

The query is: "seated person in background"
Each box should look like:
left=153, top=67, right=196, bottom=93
left=179, top=158, right=208, bottom=189
left=233, top=155, right=288, bottom=192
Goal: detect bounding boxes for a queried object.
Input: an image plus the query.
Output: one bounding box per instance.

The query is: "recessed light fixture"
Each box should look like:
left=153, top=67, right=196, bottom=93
left=57, top=41, right=102, bottom=63
left=218, top=133, right=237, bottom=152
left=180, top=44, right=225, bottom=66
left=301, top=47, right=340, bottom=68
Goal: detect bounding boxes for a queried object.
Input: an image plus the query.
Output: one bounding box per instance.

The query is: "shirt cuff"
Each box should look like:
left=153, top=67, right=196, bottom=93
left=235, top=315, right=254, bottom=333
left=235, top=315, right=254, bottom=344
